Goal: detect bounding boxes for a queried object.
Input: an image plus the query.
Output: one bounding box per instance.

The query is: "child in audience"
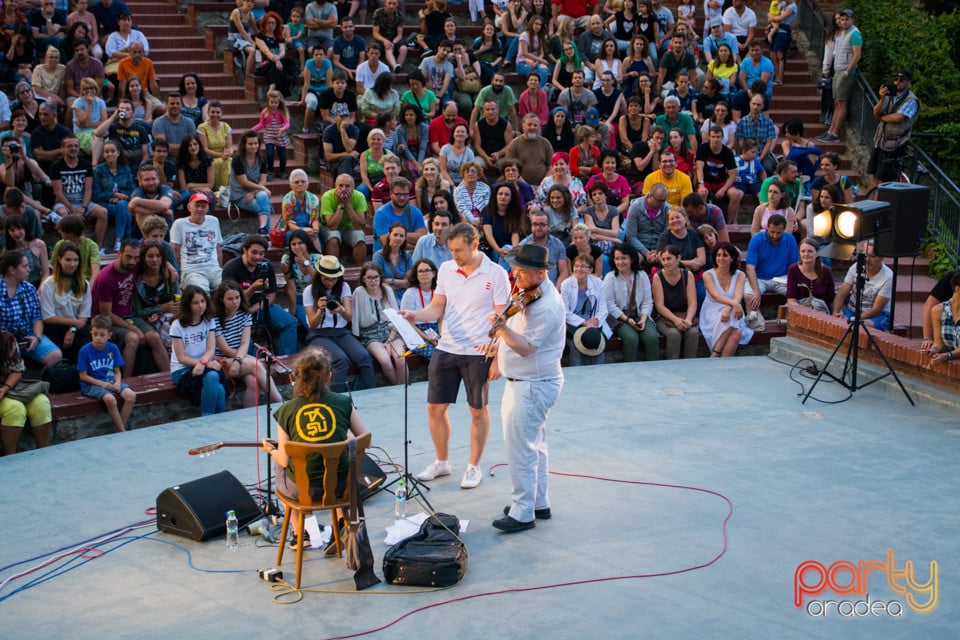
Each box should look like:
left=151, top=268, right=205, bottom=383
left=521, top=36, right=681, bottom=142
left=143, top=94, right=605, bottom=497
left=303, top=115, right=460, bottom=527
left=284, top=7, right=306, bottom=70
left=171, top=285, right=227, bottom=416
left=251, top=90, right=291, bottom=181
left=77, top=315, right=138, bottom=432
left=734, top=139, right=767, bottom=199
left=52, top=214, right=101, bottom=282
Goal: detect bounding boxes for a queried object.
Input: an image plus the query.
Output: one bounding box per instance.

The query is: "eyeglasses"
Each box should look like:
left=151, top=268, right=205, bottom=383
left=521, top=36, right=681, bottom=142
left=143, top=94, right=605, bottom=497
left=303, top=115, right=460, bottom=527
left=364, top=275, right=381, bottom=281
left=416, top=268, right=435, bottom=274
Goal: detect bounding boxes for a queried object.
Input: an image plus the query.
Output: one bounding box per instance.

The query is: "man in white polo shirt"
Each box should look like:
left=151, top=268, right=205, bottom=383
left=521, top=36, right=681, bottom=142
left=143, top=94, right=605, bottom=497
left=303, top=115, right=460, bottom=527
left=399, top=222, right=510, bottom=489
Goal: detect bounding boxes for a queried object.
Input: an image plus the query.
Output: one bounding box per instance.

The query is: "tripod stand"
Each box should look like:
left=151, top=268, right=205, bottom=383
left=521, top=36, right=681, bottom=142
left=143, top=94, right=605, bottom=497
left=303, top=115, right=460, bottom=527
left=255, top=344, right=284, bottom=514
left=380, top=348, right=433, bottom=512
left=802, top=252, right=915, bottom=406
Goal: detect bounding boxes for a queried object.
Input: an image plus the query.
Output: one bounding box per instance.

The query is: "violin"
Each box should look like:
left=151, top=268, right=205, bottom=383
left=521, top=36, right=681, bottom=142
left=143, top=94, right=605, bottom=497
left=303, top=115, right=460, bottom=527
left=484, top=287, right=543, bottom=360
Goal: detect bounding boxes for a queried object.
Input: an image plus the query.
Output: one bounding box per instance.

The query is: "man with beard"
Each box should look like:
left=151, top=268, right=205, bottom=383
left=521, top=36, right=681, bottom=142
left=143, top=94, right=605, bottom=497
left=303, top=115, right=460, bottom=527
left=503, top=113, right=553, bottom=186
left=64, top=38, right=110, bottom=106
left=419, top=40, right=455, bottom=106
left=470, top=72, right=519, bottom=131
left=92, top=99, right=149, bottom=166
left=129, top=162, right=175, bottom=233
left=428, top=101, right=467, bottom=157
left=519, top=208, right=570, bottom=286
left=471, top=101, right=514, bottom=173
left=50, top=135, right=108, bottom=247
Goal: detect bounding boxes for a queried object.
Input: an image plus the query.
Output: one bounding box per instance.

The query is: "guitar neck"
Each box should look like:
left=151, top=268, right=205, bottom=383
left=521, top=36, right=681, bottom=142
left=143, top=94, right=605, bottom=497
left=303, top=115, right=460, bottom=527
left=189, top=440, right=276, bottom=456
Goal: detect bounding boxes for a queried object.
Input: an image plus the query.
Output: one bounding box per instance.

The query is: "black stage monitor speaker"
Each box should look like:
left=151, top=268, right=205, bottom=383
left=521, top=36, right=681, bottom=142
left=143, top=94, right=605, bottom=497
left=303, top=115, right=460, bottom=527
left=156, top=470, right=262, bottom=541
left=360, top=453, right=387, bottom=499
left=875, top=182, right=930, bottom=257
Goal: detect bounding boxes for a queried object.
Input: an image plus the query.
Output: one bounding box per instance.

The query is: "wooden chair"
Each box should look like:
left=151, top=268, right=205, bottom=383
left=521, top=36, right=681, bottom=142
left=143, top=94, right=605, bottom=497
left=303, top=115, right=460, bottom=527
left=275, top=432, right=373, bottom=589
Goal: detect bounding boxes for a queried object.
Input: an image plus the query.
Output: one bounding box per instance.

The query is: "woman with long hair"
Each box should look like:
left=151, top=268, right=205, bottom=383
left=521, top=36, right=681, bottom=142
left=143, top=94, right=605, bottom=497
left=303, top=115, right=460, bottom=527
left=132, top=239, right=179, bottom=353
left=657, top=207, right=706, bottom=305
left=620, top=34, right=654, bottom=98
left=170, top=285, right=227, bottom=415
left=39, top=241, right=91, bottom=359
left=705, top=43, right=738, bottom=96
left=786, top=237, right=834, bottom=314
left=804, top=182, right=843, bottom=239
left=92, top=138, right=135, bottom=253
left=176, top=133, right=214, bottom=202
left=229, top=130, right=272, bottom=234
left=124, top=76, right=161, bottom=130
left=396, top=104, right=428, bottom=179
left=281, top=228, right=322, bottom=330
left=551, top=40, right=582, bottom=92
left=0, top=250, right=61, bottom=367
left=543, top=183, right=579, bottom=245
left=482, top=182, right=524, bottom=267
left=198, top=100, right=234, bottom=191
left=31, top=46, right=66, bottom=108
left=606, top=0, right=639, bottom=55
left=635, top=1, right=660, bottom=64
left=781, top=118, right=821, bottom=188
left=254, top=11, right=297, bottom=97
left=699, top=241, right=753, bottom=357
left=667, top=128, right=694, bottom=177
left=304, top=256, right=376, bottom=392
left=473, top=20, right=503, bottom=81
left=398, top=259, right=440, bottom=358
left=603, top=242, right=659, bottom=362
left=439, top=123, right=475, bottom=188
left=360, top=72, right=400, bottom=124
left=618, top=95, right=647, bottom=153
left=809, top=151, right=852, bottom=205
left=536, top=151, right=587, bottom=213
left=415, top=158, right=452, bottom=213
left=4, top=216, right=47, bottom=289
left=261, top=347, right=369, bottom=501
left=592, top=38, right=621, bottom=91
left=178, top=72, right=208, bottom=128
left=751, top=179, right=796, bottom=235
left=373, top=222, right=413, bottom=302
left=352, top=261, right=406, bottom=385
left=698, top=99, right=735, bottom=145
left=212, top=279, right=282, bottom=408
left=515, top=15, right=550, bottom=87
left=427, top=189, right=462, bottom=225
left=651, top=243, right=699, bottom=359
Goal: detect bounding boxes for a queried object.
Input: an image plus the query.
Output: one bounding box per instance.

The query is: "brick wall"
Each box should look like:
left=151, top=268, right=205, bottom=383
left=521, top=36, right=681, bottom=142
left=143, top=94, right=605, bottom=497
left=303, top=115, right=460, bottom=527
left=785, top=306, right=960, bottom=393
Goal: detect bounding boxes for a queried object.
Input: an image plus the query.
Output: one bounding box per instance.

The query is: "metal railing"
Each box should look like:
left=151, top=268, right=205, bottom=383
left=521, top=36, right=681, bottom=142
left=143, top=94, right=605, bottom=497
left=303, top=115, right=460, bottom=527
left=798, top=0, right=960, bottom=265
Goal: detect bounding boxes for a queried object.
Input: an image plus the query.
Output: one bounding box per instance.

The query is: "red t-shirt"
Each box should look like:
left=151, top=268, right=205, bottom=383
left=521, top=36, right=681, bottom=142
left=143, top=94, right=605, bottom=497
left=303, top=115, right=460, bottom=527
left=552, top=0, right=597, bottom=19
left=428, top=115, right=467, bottom=152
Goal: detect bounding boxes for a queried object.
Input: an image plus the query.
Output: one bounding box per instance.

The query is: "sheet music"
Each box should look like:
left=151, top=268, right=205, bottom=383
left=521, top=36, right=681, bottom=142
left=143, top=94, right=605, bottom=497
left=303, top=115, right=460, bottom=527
left=384, top=308, right=426, bottom=352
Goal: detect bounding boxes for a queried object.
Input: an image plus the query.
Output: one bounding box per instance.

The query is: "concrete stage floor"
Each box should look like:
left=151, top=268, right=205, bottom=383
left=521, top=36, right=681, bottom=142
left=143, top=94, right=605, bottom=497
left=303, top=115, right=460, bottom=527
left=1, top=340, right=958, bottom=639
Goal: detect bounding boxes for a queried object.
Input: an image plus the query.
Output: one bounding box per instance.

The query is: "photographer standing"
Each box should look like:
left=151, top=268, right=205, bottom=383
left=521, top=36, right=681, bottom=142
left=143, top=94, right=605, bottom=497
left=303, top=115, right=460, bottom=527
left=222, top=235, right=299, bottom=356
left=868, top=68, right=919, bottom=192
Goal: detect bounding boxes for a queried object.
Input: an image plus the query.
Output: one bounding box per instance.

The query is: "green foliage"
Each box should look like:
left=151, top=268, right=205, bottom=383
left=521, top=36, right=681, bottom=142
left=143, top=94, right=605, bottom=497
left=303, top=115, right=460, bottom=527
left=921, top=238, right=957, bottom=280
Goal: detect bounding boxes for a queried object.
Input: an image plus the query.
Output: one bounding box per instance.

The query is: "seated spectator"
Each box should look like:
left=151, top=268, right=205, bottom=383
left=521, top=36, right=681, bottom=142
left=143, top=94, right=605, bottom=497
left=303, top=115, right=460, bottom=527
left=500, top=160, right=536, bottom=212
left=0, top=250, right=63, bottom=368
left=319, top=173, right=368, bottom=266
left=29, top=0, right=68, bottom=55
left=222, top=235, right=299, bottom=356
left=657, top=207, right=706, bottom=304
left=603, top=242, right=659, bottom=362
left=624, top=183, right=670, bottom=265
left=732, top=138, right=766, bottom=216
left=152, top=93, right=197, bottom=158
left=77, top=314, right=138, bottom=432
left=91, top=139, right=135, bottom=253
left=116, top=42, right=159, bottom=102
left=585, top=150, right=631, bottom=215
left=32, top=46, right=67, bottom=110
left=52, top=214, right=100, bottom=282
left=0, top=327, right=52, bottom=455
left=229, top=131, right=272, bottom=235
left=67, top=0, right=102, bottom=59
left=371, top=0, right=407, bottom=72
left=197, top=101, right=234, bottom=191
left=503, top=113, right=554, bottom=187
left=212, top=279, right=282, bottom=408
left=321, top=102, right=360, bottom=179
left=651, top=244, right=700, bottom=359
left=373, top=176, right=426, bottom=253
left=297, top=46, right=332, bottom=133
left=104, top=9, right=148, bottom=63
left=809, top=151, right=852, bottom=205
left=10, top=87, right=43, bottom=134
left=170, top=192, right=222, bottom=292
left=666, top=127, right=695, bottom=177
left=731, top=39, right=773, bottom=117
left=170, top=285, right=227, bottom=416
left=439, top=123, right=475, bottom=188
left=657, top=33, right=697, bottom=95
left=700, top=241, right=753, bottom=357
left=682, top=192, right=730, bottom=244
left=570, top=125, right=601, bottom=181
left=695, top=125, right=743, bottom=223
left=561, top=254, right=610, bottom=365
left=537, top=151, right=587, bottom=213
left=643, top=150, right=693, bottom=209
left=743, top=213, right=798, bottom=311
left=472, top=100, right=513, bottom=174
left=358, top=127, right=397, bottom=199
left=518, top=72, right=550, bottom=128
left=520, top=208, right=570, bottom=285
left=705, top=43, right=738, bottom=97
left=627, top=124, right=665, bottom=187
left=129, top=161, right=175, bottom=235
left=759, top=159, right=800, bottom=207
left=396, top=104, right=428, bottom=181
left=131, top=239, right=179, bottom=353
left=453, top=162, right=490, bottom=227
left=734, top=94, right=777, bottom=175
left=373, top=223, right=412, bottom=302
left=831, top=241, right=892, bottom=332
left=64, top=37, right=105, bottom=109
left=401, top=70, right=439, bottom=123
left=50, top=135, right=108, bottom=248
left=139, top=214, right=179, bottom=271
left=177, top=72, right=207, bottom=129
left=254, top=11, right=297, bottom=98
left=804, top=182, right=842, bottom=240
left=176, top=133, right=214, bottom=206
left=699, top=100, right=736, bottom=146
left=318, top=70, right=359, bottom=132
left=398, top=258, right=440, bottom=358
left=926, top=272, right=960, bottom=366
left=4, top=216, right=48, bottom=289
left=566, top=223, right=604, bottom=277
left=542, top=184, right=581, bottom=246
left=356, top=42, right=388, bottom=95
left=92, top=100, right=150, bottom=167
left=786, top=237, right=835, bottom=314
left=280, top=230, right=322, bottom=330
left=751, top=179, right=796, bottom=236
left=1, top=138, right=54, bottom=222
left=780, top=118, right=820, bottom=193
left=72, top=76, right=109, bottom=154
left=228, top=0, right=259, bottom=78
left=582, top=182, right=621, bottom=246
left=655, top=95, right=698, bottom=155
left=279, top=169, right=320, bottom=245
left=482, top=183, right=525, bottom=269
left=414, top=158, right=451, bottom=213
left=543, top=105, right=577, bottom=155
left=304, top=255, right=376, bottom=391
left=352, top=261, right=406, bottom=385
left=40, top=240, right=92, bottom=360
left=124, top=76, right=162, bottom=132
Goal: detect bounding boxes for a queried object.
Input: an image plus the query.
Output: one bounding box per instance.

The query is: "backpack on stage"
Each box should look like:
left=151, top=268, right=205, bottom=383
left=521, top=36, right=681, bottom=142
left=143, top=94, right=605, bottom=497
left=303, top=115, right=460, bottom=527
left=382, top=513, right=467, bottom=587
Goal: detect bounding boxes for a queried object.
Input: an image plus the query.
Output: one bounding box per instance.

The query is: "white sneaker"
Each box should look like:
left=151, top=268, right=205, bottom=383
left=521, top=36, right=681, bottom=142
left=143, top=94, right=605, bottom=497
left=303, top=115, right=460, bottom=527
left=460, top=464, right=482, bottom=489
left=416, top=460, right=451, bottom=481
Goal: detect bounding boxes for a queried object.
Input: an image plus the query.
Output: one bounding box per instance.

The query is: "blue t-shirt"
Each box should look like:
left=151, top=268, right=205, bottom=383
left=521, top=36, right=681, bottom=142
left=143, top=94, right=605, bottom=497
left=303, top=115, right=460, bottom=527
left=745, top=231, right=799, bottom=281
left=372, top=203, right=426, bottom=252
left=735, top=155, right=763, bottom=185
left=306, top=57, right=333, bottom=94
left=740, top=55, right=775, bottom=98
left=333, top=35, right=366, bottom=70
left=78, top=341, right=125, bottom=388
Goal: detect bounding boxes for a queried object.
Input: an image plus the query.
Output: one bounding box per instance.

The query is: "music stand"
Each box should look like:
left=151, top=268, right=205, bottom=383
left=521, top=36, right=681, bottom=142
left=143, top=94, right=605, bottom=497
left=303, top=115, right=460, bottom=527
left=379, top=309, right=433, bottom=510
left=254, top=343, right=285, bottom=514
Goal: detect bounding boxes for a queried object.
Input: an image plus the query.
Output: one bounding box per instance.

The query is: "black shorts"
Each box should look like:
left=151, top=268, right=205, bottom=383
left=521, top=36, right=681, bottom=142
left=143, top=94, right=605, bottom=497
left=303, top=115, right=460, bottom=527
left=867, top=146, right=907, bottom=182
left=427, top=349, right=491, bottom=409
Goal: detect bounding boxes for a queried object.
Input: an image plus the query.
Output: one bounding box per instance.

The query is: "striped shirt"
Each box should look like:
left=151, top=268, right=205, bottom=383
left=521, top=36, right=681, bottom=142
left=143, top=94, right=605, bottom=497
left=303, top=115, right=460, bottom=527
left=215, top=311, right=252, bottom=356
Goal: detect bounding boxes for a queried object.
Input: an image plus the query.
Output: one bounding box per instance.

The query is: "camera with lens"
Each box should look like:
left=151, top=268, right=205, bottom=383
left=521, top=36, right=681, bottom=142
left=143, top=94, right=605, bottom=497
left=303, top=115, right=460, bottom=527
left=7, top=142, right=20, bottom=154
left=254, top=261, right=270, bottom=281
left=883, top=83, right=898, bottom=95
left=118, top=110, right=127, bottom=119
left=325, top=295, right=340, bottom=311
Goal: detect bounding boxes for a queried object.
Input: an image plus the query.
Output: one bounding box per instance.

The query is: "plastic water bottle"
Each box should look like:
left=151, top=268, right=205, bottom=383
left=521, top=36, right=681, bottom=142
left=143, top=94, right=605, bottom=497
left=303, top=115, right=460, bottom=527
left=225, top=510, right=239, bottom=549
left=394, top=481, right=407, bottom=520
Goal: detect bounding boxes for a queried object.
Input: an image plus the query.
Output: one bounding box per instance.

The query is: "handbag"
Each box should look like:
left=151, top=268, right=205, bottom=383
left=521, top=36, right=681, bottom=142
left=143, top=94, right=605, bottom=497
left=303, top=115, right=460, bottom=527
left=457, top=77, right=481, bottom=94
left=344, top=438, right=381, bottom=590
left=41, top=358, right=80, bottom=394
left=6, top=379, right=50, bottom=404
left=816, top=76, right=832, bottom=91
left=269, top=226, right=286, bottom=248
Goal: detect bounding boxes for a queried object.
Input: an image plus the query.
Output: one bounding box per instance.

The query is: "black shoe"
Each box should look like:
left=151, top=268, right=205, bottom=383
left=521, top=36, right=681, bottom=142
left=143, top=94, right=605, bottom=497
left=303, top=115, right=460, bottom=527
left=492, top=515, right=535, bottom=533
left=503, top=505, right=551, bottom=520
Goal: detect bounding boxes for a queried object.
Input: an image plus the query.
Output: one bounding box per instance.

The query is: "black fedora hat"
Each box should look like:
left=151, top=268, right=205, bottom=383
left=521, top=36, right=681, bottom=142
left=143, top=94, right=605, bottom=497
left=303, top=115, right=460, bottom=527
left=505, top=243, right=556, bottom=270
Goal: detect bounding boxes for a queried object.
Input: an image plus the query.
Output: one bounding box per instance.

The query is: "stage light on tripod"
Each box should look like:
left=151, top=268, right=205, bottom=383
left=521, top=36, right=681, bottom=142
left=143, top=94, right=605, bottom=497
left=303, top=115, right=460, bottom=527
left=835, top=208, right=859, bottom=239
left=812, top=209, right=833, bottom=237
left=828, top=200, right=892, bottom=241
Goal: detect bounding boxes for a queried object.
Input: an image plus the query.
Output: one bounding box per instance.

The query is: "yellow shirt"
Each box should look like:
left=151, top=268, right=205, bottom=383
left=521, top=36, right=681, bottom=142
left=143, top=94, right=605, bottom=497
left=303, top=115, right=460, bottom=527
left=643, top=169, right=693, bottom=209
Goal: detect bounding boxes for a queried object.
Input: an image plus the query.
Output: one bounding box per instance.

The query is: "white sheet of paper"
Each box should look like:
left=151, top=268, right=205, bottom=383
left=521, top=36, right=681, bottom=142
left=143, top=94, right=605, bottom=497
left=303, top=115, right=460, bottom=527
left=304, top=515, right=323, bottom=548
left=383, top=513, right=469, bottom=545
left=384, top=308, right=426, bottom=352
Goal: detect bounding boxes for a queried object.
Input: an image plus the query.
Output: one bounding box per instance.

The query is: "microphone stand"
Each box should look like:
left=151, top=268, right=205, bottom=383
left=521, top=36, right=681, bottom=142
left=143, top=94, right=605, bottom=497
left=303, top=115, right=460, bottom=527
left=256, top=343, right=281, bottom=515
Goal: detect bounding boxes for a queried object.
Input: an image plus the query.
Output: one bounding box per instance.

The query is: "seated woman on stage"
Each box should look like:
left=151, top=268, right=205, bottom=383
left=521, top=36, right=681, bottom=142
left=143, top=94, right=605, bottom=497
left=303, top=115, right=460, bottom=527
left=212, top=279, right=282, bottom=409
left=261, top=347, right=370, bottom=501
